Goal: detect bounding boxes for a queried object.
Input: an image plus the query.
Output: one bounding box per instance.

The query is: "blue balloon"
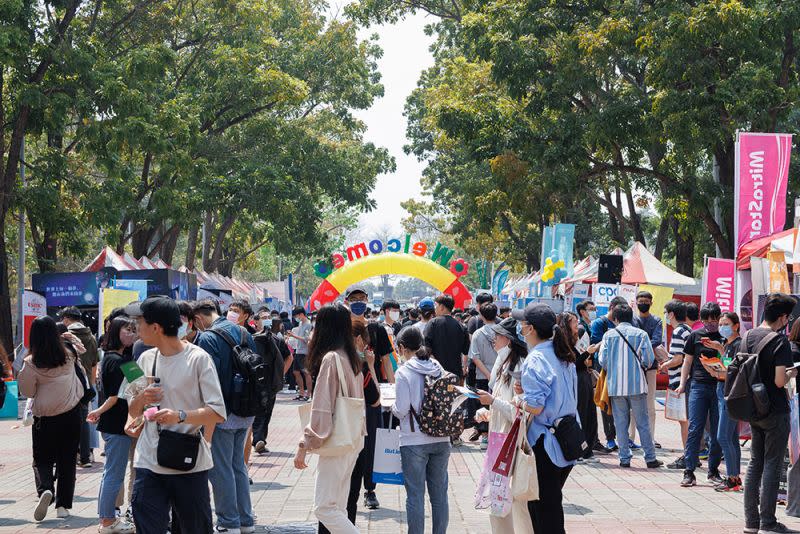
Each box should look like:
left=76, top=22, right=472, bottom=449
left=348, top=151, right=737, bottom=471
left=555, top=267, right=567, bottom=279
left=550, top=249, right=559, bottom=259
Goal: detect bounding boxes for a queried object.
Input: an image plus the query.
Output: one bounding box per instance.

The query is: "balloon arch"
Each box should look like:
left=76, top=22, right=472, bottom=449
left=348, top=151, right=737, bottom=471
left=308, top=251, right=472, bottom=312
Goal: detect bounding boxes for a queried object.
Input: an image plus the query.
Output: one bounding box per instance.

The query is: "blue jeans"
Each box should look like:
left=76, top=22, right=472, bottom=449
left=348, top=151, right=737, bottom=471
left=208, top=427, right=253, bottom=529
left=716, top=382, right=741, bottom=477
left=400, top=442, right=450, bottom=534
left=685, top=381, right=722, bottom=472
left=609, top=394, right=657, bottom=463
left=98, top=433, right=132, bottom=519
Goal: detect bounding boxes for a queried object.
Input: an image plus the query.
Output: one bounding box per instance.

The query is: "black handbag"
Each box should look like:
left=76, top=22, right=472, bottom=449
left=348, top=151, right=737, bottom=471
left=150, top=352, right=201, bottom=471
left=548, top=414, right=588, bottom=461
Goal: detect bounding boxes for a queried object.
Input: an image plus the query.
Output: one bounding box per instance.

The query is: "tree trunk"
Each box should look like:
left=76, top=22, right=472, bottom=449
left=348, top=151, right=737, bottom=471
left=714, top=138, right=736, bottom=251
left=623, top=177, right=646, bottom=246
left=185, top=224, right=198, bottom=270
left=202, top=211, right=213, bottom=270
left=602, top=186, right=623, bottom=243
left=161, top=225, right=180, bottom=265
left=654, top=214, right=671, bottom=260
left=208, top=212, right=237, bottom=272
left=131, top=225, right=158, bottom=258
left=673, top=218, right=695, bottom=277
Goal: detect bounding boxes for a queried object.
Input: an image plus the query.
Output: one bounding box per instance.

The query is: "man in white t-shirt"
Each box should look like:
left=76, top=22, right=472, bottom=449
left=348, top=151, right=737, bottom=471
left=126, top=296, right=226, bottom=534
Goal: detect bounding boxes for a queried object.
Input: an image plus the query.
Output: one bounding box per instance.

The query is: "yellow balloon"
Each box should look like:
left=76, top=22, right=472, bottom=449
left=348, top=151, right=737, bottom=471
left=545, top=258, right=553, bottom=265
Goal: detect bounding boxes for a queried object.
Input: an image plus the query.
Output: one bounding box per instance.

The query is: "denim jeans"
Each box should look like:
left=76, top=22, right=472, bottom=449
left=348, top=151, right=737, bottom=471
left=744, top=412, right=790, bottom=529
left=208, top=427, right=253, bottom=529
left=79, top=402, right=92, bottom=463
left=609, top=394, right=656, bottom=463
left=400, top=442, right=451, bottom=534
left=98, top=433, right=132, bottom=519
left=716, top=382, right=741, bottom=477
left=684, top=381, right=722, bottom=472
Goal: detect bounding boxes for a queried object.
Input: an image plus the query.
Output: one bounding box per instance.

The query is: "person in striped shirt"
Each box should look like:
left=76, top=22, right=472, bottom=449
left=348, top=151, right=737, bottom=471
left=659, top=299, right=693, bottom=470
left=598, top=303, right=662, bottom=469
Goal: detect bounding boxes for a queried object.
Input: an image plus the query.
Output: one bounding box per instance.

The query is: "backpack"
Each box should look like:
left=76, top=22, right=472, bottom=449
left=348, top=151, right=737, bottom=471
left=409, top=369, right=464, bottom=439
left=254, top=330, right=285, bottom=395
left=209, top=326, right=271, bottom=417
left=724, top=330, right=778, bottom=423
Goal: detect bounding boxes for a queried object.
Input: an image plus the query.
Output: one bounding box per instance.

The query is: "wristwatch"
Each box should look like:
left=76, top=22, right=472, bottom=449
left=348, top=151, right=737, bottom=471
left=177, top=409, right=187, bottom=423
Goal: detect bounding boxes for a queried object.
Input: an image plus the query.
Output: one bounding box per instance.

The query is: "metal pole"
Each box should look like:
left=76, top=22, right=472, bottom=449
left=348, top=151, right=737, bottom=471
left=201, top=213, right=207, bottom=269
left=712, top=154, right=722, bottom=258
left=16, top=137, right=25, bottom=347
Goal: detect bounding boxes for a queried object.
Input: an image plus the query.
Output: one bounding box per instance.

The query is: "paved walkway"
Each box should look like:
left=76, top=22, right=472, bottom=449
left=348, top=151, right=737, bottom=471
left=2, top=392, right=800, bottom=533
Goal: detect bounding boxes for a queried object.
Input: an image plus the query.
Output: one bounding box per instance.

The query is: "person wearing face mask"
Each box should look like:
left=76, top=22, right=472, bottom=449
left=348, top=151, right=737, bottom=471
left=513, top=303, right=580, bottom=534
left=475, top=316, right=532, bottom=534
left=739, top=294, right=798, bottom=534
left=697, top=312, right=743, bottom=492
left=86, top=317, right=138, bottom=534
left=631, top=291, right=664, bottom=450
left=576, top=300, right=597, bottom=335
left=675, top=302, right=725, bottom=488
left=192, top=299, right=259, bottom=534
left=287, top=306, right=314, bottom=402
left=467, top=302, right=499, bottom=448
left=381, top=300, right=403, bottom=335
left=228, top=300, right=256, bottom=334
left=344, top=287, right=393, bottom=510
left=659, top=299, right=693, bottom=470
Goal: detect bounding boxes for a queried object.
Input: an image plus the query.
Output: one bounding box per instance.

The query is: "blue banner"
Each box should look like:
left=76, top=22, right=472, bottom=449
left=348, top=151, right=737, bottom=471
left=553, top=223, right=576, bottom=276
left=113, top=279, right=148, bottom=301
left=492, top=269, right=509, bottom=297
left=541, top=225, right=555, bottom=268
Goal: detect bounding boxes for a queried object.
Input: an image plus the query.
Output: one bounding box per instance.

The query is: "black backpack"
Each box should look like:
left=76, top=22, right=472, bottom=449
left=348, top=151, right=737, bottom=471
left=254, top=330, right=285, bottom=395
left=209, top=327, right=271, bottom=417
left=724, top=330, right=778, bottom=423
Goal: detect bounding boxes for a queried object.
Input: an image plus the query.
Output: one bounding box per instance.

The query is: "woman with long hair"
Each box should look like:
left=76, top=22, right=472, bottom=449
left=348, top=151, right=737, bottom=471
left=558, top=312, right=599, bottom=462
left=18, top=315, right=84, bottom=522
left=392, top=326, right=451, bottom=534
left=86, top=317, right=138, bottom=533
left=512, top=303, right=579, bottom=534
left=294, top=303, right=365, bottom=534
left=475, top=317, right=533, bottom=534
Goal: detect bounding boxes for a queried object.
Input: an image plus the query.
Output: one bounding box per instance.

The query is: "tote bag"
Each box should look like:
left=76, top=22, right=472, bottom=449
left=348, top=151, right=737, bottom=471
left=372, top=428, right=403, bottom=485
left=511, top=414, right=539, bottom=501
left=299, top=353, right=365, bottom=457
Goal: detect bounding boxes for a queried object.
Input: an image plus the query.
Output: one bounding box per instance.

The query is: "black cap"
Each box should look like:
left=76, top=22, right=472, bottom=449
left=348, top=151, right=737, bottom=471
left=490, top=318, right=527, bottom=349
left=344, top=286, right=368, bottom=300
left=512, top=303, right=556, bottom=331
left=124, top=296, right=182, bottom=331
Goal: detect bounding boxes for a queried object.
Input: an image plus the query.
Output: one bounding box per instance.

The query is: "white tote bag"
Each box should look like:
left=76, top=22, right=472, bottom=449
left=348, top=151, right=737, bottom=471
left=299, top=353, right=365, bottom=457
left=372, top=428, right=403, bottom=485
left=664, top=390, right=688, bottom=422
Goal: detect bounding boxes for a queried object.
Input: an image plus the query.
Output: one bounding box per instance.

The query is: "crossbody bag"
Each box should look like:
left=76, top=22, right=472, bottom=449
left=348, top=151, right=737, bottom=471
left=151, top=353, right=202, bottom=471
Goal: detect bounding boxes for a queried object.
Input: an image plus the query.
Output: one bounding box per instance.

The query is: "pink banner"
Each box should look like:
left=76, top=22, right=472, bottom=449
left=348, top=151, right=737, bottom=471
left=703, top=258, right=735, bottom=313
left=735, top=132, right=792, bottom=254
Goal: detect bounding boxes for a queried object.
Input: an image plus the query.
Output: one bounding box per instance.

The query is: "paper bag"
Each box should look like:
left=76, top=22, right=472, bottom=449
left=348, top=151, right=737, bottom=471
left=372, top=428, right=403, bottom=485
left=664, top=390, right=687, bottom=422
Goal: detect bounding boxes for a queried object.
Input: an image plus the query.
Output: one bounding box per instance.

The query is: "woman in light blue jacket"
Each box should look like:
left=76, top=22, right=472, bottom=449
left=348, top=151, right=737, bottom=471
left=392, top=327, right=451, bottom=534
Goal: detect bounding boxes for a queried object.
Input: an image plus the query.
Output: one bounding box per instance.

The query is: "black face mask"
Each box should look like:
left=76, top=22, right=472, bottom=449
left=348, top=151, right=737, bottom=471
left=637, top=303, right=651, bottom=314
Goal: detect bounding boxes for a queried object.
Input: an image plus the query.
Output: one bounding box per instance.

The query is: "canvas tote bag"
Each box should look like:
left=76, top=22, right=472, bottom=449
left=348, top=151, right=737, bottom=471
left=299, top=352, right=365, bottom=456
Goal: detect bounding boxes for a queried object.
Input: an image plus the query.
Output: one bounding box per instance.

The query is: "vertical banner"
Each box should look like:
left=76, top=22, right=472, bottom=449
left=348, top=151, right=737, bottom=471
left=492, top=269, right=510, bottom=297
left=99, top=288, right=140, bottom=336
left=702, top=258, right=736, bottom=312
left=113, top=278, right=148, bottom=301
left=553, top=223, right=576, bottom=276
left=734, top=132, right=792, bottom=254
left=638, top=284, right=675, bottom=336
left=567, top=283, right=590, bottom=312
left=540, top=225, right=554, bottom=269
left=592, top=283, right=637, bottom=316
left=768, top=250, right=791, bottom=293
left=22, top=290, right=47, bottom=350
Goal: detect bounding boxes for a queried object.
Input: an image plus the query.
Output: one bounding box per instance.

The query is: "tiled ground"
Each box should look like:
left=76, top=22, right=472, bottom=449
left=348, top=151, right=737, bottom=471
left=2, top=392, right=800, bottom=533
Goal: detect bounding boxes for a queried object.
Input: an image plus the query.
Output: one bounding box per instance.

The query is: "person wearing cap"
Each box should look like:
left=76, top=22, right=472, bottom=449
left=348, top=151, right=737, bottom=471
left=60, top=306, right=100, bottom=468
left=597, top=303, right=661, bottom=470
left=344, top=286, right=392, bottom=510
left=474, top=317, right=533, bottom=534
left=414, top=297, right=436, bottom=335
left=512, top=302, right=579, bottom=534
left=192, top=299, right=259, bottom=534
left=127, top=297, right=226, bottom=534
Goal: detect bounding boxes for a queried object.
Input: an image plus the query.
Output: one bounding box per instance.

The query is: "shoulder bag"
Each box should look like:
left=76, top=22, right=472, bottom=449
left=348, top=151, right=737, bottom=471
left=299, top=352, right=365, bottom=457
left=150, top=352, right=202, bottom=471
left=511, top=411, right=539, bottom=500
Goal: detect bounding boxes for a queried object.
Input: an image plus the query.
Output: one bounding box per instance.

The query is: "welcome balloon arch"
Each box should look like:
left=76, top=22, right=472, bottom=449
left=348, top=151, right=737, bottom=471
left=308, top=235, right=473, bottom=311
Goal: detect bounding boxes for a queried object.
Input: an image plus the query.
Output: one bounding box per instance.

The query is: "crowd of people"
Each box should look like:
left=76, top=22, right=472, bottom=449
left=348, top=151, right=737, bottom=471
left=9, top=287, right=800, bottom=534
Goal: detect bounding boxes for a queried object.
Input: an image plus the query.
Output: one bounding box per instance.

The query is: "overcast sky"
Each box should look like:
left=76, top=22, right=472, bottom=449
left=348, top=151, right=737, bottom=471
left=329, top=5, right=436, bottom=234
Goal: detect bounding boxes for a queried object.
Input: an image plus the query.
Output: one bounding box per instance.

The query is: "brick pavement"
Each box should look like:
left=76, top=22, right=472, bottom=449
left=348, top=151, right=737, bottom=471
left=2, top=392, right=800, bottom=533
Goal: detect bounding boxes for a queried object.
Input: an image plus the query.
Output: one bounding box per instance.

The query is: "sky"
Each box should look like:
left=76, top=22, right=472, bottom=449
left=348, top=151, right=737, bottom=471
left=329, top=6, right=436, bottom=234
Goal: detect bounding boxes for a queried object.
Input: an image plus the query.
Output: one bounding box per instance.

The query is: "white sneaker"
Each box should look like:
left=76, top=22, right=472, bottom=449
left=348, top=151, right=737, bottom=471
left=98, top=519, right=136, bottom=533
left=56, top=506, right=69, bottom=518
left=241, top=527, right=256, bottom=534
left=34, top=490, right=52, bottom=521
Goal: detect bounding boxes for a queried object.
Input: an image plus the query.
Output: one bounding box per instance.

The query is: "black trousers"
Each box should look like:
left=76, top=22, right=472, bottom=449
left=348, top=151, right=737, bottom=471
left=79, top=402, right=92, bottom=463
left=252, top=393, right=277, bottom=444
left=32, top=404, right=81, bottom=509
left=132, top=468, right=213, bottom=534
left=602, top=407, right=616, bottom=442
left=576, top=371, right=598, bottom=455
left=362, top=404, right=381, bottom=492
left=527, top=436, right=573, bottom=534
left=468, top=379, right=490, bottom=433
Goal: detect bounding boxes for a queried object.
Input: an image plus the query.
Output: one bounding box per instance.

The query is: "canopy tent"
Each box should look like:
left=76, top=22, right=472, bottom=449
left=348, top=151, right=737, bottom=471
left=736, top=228, right=796, bottom=270
left=83, top=246, right=141, bottom=271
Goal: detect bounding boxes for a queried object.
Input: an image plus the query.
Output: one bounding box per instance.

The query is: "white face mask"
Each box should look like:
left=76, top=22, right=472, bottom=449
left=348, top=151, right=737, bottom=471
left=388, top=310, right=400, bottom=322
left=226, top=311, right=240, bottom=324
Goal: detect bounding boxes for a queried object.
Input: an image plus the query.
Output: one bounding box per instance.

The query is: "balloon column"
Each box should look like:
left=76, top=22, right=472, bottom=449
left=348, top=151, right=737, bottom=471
left=540, top=249, right=567, bottom=285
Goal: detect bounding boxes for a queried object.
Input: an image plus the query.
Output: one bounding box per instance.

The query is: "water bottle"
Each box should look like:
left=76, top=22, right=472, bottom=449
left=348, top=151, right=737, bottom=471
left=148, top=377, right=162, bottom=410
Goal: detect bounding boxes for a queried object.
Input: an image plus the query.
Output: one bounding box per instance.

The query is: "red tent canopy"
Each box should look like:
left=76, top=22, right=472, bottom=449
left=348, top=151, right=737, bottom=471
left=582, top=242, right=696, bottom=287
left=736, top=228, right=795, bottom=270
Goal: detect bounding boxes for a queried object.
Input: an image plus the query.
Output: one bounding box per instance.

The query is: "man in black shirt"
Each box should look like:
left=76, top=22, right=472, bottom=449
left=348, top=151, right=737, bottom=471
left=424, top=294, right=470, bottom=379
left=676, top=302, right=725, bottom=487
left=742, top=293, right=797, bottom=534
